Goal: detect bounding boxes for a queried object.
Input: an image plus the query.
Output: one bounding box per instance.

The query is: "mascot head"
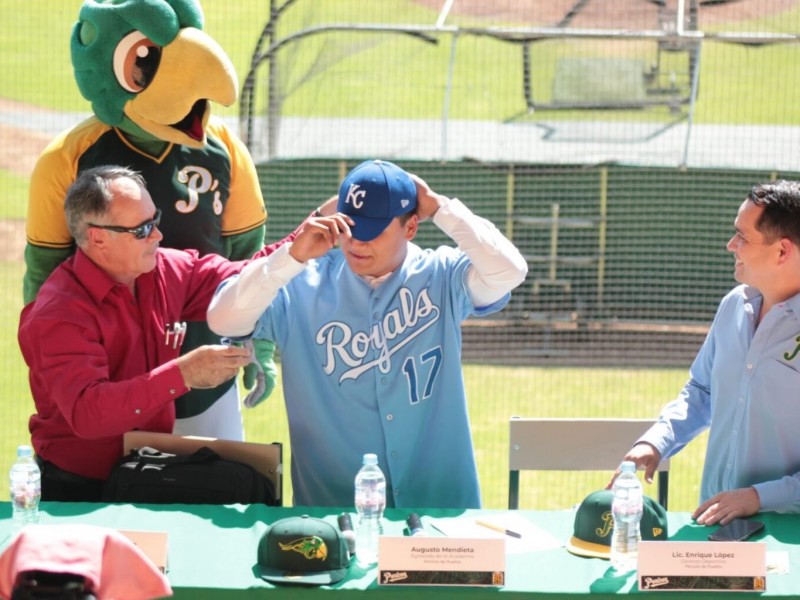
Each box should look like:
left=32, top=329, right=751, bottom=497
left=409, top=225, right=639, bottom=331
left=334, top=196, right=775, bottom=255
left=70, top=0, right=238, bottom=148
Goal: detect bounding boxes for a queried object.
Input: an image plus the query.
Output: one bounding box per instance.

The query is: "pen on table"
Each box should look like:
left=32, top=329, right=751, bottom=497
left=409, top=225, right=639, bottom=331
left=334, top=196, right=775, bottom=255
left=406, top=512, right=426, bottom=537
left=475, top=519, right=522, bottom=539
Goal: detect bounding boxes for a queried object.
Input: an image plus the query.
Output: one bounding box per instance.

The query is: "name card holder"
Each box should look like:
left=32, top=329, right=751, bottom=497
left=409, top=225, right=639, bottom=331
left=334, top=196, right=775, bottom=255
left=378, top=536, right=505, bottom=587
left=638, top=541, right=767, bottom=592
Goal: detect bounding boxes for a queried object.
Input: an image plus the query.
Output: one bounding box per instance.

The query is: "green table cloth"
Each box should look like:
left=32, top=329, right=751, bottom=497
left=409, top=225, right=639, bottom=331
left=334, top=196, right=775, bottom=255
left=1, top=502, right=798, bottom=599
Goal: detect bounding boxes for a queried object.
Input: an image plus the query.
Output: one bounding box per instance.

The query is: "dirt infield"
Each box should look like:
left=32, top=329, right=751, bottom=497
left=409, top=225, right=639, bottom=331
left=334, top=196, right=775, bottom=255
left=0, top=123, right=49, bottom=177
left=0, top=98, right=54, bottom=177
left=413, top=0, right=800, bottom=28
left=0, top=98, right=52, bottom=262
left=0, top=220, right=24, bottom=262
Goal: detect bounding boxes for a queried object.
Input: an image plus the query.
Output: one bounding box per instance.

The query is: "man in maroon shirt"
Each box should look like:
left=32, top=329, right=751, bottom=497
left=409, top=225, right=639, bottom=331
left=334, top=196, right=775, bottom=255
left=19, top=165, right=290, bottom=501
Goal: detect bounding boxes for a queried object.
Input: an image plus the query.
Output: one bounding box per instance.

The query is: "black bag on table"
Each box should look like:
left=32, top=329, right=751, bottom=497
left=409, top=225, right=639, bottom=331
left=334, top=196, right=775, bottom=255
left=102, top=446, right=277, bottom=506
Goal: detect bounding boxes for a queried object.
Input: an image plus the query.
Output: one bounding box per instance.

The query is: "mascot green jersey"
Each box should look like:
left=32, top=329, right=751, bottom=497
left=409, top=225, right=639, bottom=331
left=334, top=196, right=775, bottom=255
left=24, top=0, right=277, bottom=440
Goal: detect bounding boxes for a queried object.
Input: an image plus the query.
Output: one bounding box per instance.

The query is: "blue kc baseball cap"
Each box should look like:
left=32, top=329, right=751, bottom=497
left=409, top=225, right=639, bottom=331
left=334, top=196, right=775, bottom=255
left=337, top=159, right=418, bottom=242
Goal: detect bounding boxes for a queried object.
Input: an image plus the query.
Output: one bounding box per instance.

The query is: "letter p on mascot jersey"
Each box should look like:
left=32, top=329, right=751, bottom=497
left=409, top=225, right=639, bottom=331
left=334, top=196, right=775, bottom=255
left=24, top=0, right=277, bottom=440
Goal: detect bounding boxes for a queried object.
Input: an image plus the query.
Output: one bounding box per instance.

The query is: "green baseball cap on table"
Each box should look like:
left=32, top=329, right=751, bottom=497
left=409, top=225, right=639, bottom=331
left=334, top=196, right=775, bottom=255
left=257, top=515, right=350, bottom=585
left=565, top=489, right=668, bottom=559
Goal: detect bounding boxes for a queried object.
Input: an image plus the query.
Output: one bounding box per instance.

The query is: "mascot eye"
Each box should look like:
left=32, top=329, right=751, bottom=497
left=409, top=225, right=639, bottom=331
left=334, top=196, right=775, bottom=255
left=113, top=31, right=162, bottom=93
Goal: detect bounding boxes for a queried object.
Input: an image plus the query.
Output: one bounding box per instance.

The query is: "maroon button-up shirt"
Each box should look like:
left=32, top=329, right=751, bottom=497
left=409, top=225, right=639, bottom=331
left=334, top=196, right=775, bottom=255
left=18, top=243, right=281, bottom=480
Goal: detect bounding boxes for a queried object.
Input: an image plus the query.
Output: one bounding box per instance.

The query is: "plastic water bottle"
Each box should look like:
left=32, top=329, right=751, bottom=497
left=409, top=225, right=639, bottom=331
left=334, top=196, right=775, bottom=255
left=9, top=445, right=41, bottom=529
left=611, top=460, right=643, bottom=573
left=354, top=453, right=386, bottom=567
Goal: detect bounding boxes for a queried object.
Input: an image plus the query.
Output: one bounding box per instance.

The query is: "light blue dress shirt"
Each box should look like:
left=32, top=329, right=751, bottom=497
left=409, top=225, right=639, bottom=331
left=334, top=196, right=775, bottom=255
left=640, top=284, right=800, bottom=513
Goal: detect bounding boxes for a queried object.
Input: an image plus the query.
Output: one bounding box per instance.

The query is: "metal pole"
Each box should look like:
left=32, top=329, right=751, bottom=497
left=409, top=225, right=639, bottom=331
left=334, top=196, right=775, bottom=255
left=436, top=0, right=455, bottom=28
left=441, top=32, right=459, bottom=161
left=597, top=167, right=608, bottom=308
left=505, top=167, right=515, bottom=241
left=681, top=40, right=702, bottom=168
left=267, top=0, right=279, bottom=160
left=549, top=203, right=560, bottom=282
left=522, top=43, right=534, bottom=112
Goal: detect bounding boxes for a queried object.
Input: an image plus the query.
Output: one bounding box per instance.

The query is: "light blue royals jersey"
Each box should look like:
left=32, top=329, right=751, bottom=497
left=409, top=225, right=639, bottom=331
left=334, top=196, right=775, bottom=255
left=254, top=242, right=509, bottom=509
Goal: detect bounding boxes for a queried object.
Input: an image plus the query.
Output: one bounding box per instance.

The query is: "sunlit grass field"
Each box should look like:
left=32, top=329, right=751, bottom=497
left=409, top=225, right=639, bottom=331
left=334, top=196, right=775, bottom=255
left=2, top=253, right=706, bottom=510
left=240, top=363, right=709, bottom=511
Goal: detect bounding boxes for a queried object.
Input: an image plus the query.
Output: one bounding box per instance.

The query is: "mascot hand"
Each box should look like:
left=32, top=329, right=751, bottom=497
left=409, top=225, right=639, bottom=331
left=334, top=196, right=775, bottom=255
left=242, top=339, right=277, bottom=408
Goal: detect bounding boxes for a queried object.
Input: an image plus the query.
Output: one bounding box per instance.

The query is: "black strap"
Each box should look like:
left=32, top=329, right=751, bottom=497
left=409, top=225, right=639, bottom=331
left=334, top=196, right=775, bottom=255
left=131, top=446, right=221, bottom=473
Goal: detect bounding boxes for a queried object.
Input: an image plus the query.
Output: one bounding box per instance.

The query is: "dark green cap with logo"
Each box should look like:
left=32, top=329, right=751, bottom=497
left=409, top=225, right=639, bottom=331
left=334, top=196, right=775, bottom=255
left=258, top=516, right=350, bottom=585
left=565, top=489, right=669, bottom=559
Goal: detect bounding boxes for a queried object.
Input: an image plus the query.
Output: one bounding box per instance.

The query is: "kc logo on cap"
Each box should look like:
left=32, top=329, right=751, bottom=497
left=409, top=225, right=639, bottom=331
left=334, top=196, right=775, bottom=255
left=344, top=183, right=367, bottom=209
left=257, top=515, right=350, bottom=586
left=565, top=489, right=668, bottom=559
left=337, top=159, right=418, bottom=242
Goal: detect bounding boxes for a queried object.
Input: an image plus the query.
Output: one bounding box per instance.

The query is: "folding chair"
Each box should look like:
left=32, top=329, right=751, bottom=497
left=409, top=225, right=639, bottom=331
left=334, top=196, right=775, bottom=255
left=508, top=417, right=670, bottom=510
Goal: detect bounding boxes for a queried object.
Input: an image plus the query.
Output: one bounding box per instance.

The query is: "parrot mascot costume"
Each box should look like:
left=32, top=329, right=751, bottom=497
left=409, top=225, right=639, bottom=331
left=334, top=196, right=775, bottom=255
left=24, top=0, right=277, bottom=440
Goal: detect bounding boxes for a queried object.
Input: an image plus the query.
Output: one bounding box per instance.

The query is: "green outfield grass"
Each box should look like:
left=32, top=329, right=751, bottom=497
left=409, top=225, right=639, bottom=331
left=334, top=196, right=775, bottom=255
left=2, top=249, right=704, bottom=511
left=241, top=363, right=707, bottom=511
left=3, top=368, right=707, bottom=512
left=0, top=173, right=27, bottom=220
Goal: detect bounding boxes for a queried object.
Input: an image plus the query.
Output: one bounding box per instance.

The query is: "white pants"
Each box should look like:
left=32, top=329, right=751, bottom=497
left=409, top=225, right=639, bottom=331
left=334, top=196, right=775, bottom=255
left=172, top=384, right=244, bottom=441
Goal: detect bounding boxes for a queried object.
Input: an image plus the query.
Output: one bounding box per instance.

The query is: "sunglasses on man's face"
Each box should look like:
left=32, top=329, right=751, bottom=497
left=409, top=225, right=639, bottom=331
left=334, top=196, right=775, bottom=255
left=88, top=209, right=162, bottom=240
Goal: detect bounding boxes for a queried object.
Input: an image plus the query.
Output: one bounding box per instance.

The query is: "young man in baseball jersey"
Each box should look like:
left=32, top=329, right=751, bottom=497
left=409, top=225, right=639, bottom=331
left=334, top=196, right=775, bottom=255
left=208, top=160, right=528, bottom=508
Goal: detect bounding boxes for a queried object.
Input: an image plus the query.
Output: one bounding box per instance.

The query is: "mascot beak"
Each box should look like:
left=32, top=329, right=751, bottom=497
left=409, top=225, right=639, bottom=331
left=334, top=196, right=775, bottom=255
left=124, top=27, right=238, bottom=148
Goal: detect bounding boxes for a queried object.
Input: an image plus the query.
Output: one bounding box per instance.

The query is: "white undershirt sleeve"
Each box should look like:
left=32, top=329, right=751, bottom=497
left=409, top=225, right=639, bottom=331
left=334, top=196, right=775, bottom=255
left=207, top=244, right=304, bottom=337
left=208, top=201, right=528, bottom=335
left=432, top=198, right=528, bottom=307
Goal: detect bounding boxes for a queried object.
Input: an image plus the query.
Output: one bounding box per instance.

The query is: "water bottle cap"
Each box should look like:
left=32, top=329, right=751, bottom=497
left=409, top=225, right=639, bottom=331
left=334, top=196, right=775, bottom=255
left=17, top=445, right=33, bottom=458
left=362, top=453, right=378, bottom=465
left=620, top=460, right=636, bottom=472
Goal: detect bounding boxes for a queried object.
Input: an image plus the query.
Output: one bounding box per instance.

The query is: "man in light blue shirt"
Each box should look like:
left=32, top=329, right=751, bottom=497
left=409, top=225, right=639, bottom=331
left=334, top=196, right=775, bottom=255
left=621, top=181, right=800, bottom=525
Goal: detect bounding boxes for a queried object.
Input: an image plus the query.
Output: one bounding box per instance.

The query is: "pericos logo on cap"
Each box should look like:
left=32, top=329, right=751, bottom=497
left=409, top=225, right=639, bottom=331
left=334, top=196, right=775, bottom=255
left=279, top=535, right=328, bottom=560
left=257, top=515, right=350, bottom=586
left=337, top=159, right=417, bottom=242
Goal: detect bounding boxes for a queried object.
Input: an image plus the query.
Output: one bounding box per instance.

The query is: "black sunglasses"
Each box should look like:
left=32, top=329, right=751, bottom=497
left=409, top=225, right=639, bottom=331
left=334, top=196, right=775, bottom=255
left=88, top=209, right=162, bottom=240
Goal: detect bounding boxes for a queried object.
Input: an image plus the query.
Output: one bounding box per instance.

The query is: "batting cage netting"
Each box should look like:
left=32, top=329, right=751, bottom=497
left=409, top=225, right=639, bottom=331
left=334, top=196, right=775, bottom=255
left=2, top=0, right=799, bottom=509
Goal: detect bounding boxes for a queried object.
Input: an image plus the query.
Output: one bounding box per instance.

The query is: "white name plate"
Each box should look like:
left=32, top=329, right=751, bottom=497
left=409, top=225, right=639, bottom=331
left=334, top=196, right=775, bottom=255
left=639, top=541, right=767, bottom=592
left=377, top=536, right=505, bottom=587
